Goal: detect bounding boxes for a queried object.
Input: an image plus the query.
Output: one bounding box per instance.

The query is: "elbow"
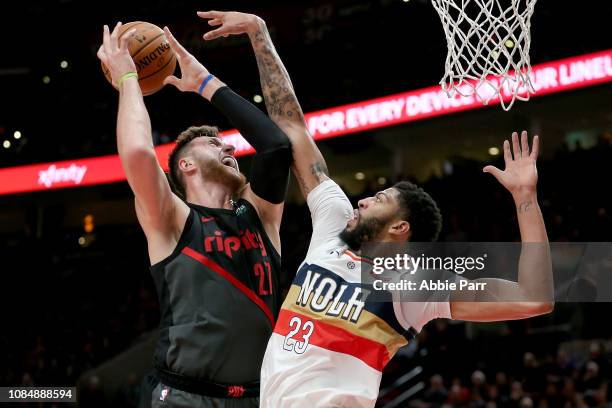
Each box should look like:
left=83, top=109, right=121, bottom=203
left=261, top=137, right=293, bottom=165
left=275, top=129, right=293, bottom=151
left=256, top=125, right=293, bottom=155
left=528, top=301, right=555, bottom=316
left=542, top=301, right=555, bottom=314
left=275, top=119, right=307, bottom=142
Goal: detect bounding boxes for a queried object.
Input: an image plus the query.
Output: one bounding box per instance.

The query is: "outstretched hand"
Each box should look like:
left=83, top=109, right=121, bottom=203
left=484, top=131, right=539, bottom=197
left=162, top=27, right=210, bottom=93
left=198, top=10, right=261, bottom=40
left=96, top=22, right=137, bottom=88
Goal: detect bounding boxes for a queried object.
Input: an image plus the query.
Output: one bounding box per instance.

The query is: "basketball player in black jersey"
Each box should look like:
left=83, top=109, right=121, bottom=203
left=97, top=22, right=292, bottom=407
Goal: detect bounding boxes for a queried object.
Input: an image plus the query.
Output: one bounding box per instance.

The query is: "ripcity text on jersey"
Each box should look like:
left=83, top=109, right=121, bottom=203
left=151, top=199, right=281, bottom=386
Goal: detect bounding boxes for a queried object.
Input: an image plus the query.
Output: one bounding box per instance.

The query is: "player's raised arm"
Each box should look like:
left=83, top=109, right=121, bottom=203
left=199, top=11, right=329, bottom=197
left=450, top=132, right=554, bottom=321
left=162, top=26, right=292, bottom=250
left=97, top=23, right=187, bottom=241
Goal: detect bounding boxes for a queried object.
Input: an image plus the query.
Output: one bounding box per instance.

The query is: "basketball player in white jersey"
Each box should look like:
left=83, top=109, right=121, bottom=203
left=199, top=10, right=554, bottom=407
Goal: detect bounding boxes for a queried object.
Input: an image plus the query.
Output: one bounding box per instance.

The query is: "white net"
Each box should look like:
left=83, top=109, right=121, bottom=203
left=431, top=0, right=537, bottom=110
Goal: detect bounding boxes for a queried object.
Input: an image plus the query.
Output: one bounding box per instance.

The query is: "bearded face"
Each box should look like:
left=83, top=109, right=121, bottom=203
left=196, top=150, right=246, bottom=195
left=339, top=211, right=392, bottom=251
left=183, top=136, right=247, bottom=197
left=339, top=189, right=403, bottom=250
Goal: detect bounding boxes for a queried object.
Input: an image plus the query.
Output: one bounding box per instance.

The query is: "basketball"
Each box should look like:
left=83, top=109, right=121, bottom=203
left=101, top=21, right=176, bottom=96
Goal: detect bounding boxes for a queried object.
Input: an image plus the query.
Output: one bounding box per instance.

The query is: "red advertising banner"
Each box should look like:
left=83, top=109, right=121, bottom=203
left=1, top=49, right=611, bottom=196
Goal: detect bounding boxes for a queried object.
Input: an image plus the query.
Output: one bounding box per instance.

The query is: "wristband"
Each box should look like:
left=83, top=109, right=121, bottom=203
left=118, top=71, right=138, bottom=89
left=198, top=74, right=215, bottom=95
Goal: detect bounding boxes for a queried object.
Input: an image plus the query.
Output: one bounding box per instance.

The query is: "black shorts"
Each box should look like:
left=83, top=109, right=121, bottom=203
left=139, top=373, right=259, bottom=408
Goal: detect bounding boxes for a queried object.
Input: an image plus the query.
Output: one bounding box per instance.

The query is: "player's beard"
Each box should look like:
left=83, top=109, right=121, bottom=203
left=201, top=157, right=247, bottom=196
left=339, top=215, right=389, bottom=251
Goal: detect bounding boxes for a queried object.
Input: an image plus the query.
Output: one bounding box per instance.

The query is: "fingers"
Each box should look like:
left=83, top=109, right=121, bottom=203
left=208, top=19, right=222, bottom=26
left=511, top=131, right=520, bottom=160
left=163, top=26, right=189, bottom=59
left=110, top=21, right=121, bottom=51
left=483, top=165, right=504, bottom=181
left=197, top=10, right=224, bottom=19
left=520, top=130, right=529, bottom=157
left=102, top=25, right=111, bottom=55
left=119, top=28, right=136, bottom=52
left=530, top=135, right=540, bottom=160
left=111, top=21, right=122, bottom=36
left=204, top=27, right=229, bottom=40
left=96, top=45, right=107, bottom=62
left=503, top=139, right=512, bottom=166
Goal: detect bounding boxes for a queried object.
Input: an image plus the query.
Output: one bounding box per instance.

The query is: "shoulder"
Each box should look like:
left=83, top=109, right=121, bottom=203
left=306, top=239, right=346, bottom=261
left=234, top=198, right=270, bottom=228
left=307, top=179, right=351, bottom=207
left=136, top=194, right=191, bottom=241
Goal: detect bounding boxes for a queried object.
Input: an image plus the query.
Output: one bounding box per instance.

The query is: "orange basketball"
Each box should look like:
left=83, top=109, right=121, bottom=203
left=101, top=21, right=177, bottom=96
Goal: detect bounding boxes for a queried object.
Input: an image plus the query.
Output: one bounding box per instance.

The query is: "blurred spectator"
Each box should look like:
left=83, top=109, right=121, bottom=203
left=522, top=352, right=545, bottom=394
left=510, top=381, right=526, bottom=407
left=589, top=342, right=610, bottom=378
left=579, top=361, right=602, bottom=392
left=116, top=373, right=140, bottom=408
left=79, top=376, right=108, bottom=408
left=423, top=374, right=448, bottom=407
left=519, top=396, right=534, bottom=408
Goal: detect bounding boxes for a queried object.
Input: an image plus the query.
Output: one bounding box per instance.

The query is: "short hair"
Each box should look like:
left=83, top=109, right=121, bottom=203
left=393, top=181, right=442, bottom=242
left=167, top=125, right=219, bottom=199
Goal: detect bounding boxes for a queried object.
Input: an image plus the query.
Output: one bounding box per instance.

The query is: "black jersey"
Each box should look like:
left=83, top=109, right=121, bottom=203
left=150, top=199, right=281, bottom=384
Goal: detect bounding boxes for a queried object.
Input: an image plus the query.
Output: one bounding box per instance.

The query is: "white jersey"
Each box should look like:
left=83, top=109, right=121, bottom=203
left=260, top=180, right=452, bottom=407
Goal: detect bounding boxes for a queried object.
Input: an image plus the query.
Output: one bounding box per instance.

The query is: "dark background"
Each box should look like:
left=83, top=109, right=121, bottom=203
left=0, top=0, right=609, bottom=166
left=0, top=1, right=611, bottom=407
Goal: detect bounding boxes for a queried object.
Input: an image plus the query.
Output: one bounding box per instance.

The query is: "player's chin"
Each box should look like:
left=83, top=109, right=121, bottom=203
left=345, top=218, right=357, bottom=230
left=230, top=171, right=248, bottom=191
left=226, top=166, right=244, bottom=180
left=210, top=162, right=246, bottom=192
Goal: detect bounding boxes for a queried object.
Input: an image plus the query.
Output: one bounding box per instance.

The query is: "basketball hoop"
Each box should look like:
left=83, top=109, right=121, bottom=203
left=431, top=0, right=537, bottom=110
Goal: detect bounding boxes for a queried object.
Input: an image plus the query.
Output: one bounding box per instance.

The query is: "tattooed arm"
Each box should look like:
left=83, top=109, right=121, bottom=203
left=450, top=132, right=554, bottom=321
left=198, top=10, right=329, bottom=197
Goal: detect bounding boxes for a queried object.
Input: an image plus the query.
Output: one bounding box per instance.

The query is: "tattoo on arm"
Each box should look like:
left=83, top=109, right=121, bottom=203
left=293, top=162, right=329, bottom=195
left=251, top=20, right=329, bottom=195
left=251, top=20, right=305, bottom=124
left=310, top=162, right=329, bottom=182
left=517, top=201, right=533, bottom=213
